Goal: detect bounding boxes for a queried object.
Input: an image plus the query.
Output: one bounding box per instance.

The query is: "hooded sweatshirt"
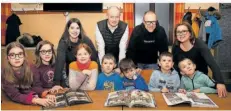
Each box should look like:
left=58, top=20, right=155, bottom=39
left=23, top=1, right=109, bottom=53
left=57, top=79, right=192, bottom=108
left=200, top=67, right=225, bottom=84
left=180, top=71, right=217, bottom=93
left=126, top=22, right=168, bottom=64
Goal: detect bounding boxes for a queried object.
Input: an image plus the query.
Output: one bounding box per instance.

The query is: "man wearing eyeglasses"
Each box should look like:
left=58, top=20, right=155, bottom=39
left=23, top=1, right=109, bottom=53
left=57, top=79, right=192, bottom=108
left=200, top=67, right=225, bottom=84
left=96, top=6, right=129, bottom=66
left=126, top=11, right=168, bottom=70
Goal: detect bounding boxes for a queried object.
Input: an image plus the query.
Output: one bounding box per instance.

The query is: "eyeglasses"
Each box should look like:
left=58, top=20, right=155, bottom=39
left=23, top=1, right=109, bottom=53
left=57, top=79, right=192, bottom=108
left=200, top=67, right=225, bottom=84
left=8, top=52, right=24, bottom=59
left=144, top=21, right=157, bottom=25
left=39, top=49, right=52, bottom=55
left=176, top=30, right=189, bottom=36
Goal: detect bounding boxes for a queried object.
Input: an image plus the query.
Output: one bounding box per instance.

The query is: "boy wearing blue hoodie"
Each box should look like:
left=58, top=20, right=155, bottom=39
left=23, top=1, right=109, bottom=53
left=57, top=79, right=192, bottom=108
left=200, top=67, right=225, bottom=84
left=119, top=58, right=148, bottom=91
left=149, top=52, right=180, bottom=93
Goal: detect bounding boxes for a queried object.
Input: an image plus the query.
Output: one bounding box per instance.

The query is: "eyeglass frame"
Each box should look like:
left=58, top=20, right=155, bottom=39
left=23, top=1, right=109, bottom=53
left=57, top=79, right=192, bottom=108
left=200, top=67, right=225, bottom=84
left=8, top=52, right=24, bottom=59
left=144, top=20, right=157, bottom=25
left=176, top=30, right=189, bottom=36
left=39, top=49, right=52, bottom=55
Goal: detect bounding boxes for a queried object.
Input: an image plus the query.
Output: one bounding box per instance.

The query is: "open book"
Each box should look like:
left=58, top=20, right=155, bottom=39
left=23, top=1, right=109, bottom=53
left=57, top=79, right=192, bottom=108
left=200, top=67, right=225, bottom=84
left=105, top=89, right=156, bottom=108
left=162, top=92, right=218, bottom=108
left=42, top=89, right=92, bottom=109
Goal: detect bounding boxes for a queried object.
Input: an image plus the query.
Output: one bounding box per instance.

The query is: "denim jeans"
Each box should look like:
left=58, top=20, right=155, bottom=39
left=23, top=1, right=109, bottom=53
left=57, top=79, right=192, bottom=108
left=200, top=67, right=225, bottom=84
left=137, top=63, right=159, bottom=70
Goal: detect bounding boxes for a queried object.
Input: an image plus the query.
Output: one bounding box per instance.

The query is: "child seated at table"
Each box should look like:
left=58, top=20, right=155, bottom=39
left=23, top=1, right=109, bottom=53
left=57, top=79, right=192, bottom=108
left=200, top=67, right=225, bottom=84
left=96, top=54, right=123, bottom=91
left=178, top=58, right=217, bottom=94
left=148, top=52, right=180, bottom=93
left=119, top=58, right=148, bottom=91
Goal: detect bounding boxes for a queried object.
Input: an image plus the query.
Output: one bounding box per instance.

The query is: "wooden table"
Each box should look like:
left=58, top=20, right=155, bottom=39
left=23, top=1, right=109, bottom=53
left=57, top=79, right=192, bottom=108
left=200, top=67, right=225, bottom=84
left=123, top=92, right=231, bottom=110
left=1, top=90, right=122, bottom=110
left=2, top=91, right=231, bottom=110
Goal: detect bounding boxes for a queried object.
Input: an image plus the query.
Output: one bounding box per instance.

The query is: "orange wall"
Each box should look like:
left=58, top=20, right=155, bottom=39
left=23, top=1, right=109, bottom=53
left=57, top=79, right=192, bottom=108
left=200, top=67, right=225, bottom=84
left=18, top=12, right=123, bottom=48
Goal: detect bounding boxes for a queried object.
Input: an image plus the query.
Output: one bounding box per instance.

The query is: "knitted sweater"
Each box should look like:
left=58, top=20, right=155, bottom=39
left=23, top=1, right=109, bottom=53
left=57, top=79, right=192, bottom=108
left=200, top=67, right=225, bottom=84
left=68, top=61, right=98, bottom=90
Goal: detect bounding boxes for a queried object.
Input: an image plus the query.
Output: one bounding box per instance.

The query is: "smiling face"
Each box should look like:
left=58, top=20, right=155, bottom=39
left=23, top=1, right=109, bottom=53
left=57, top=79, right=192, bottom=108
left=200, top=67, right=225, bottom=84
left=158, top=56, right=174, bottom=72
left=39, top=44, right=53, bottom=65
left=102, top=58, right=116, bottom=75
left=179, top=59, right=196, bottom=77
left=76, top=47, right=91, bottom=64
left=68, top=22, right=80, bottom=39
left=107, top=7, right=120, bottom=27
left=143, top=12, right=157, bottom=32
left=7, top=47, right=25, bottom=68
left=176, top=25, right=191, bottom=43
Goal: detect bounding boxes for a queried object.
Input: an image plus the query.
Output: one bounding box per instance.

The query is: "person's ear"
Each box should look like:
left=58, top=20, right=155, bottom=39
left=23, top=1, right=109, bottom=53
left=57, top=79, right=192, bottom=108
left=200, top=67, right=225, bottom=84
left=158, top=60, right=161, bottom=66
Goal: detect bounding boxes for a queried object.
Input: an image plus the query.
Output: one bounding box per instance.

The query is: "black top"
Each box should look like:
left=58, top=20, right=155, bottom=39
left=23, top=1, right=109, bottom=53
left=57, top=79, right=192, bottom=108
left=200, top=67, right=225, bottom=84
left=126, top=23, right=168, bottom=64
left=53, top=36, right=98, bottom=87
left=172, top=38, right=224, bottom=84
left=97, top=19, right=127, bottom=62
left=6, top=13, right=22, bottom=45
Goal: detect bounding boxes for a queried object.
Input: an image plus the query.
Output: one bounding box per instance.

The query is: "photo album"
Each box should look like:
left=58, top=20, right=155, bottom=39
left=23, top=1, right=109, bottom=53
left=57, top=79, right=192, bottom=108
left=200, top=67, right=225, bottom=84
left=42, top=89, right=92, bottom=109
left=105, top=89, right=156, bottom=108
left=162, top=92, right=218, bottom=108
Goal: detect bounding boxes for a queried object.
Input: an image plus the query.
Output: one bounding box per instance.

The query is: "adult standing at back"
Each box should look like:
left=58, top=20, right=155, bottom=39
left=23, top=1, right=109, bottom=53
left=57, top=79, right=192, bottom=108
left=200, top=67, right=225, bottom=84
left=172, top=22, right=227, bottom=97
left=53, top=18, right=98, bottom=87
left=126, top=11, right=168, bottom=70
left=96, top=6, right=129, bottom=65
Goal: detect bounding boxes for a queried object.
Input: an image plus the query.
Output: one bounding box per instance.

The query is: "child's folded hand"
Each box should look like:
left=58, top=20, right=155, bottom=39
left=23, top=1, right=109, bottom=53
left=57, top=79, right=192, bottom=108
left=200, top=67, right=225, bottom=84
left=161, top=87, right=169, bottom=93
left=49, top=85, right=63, bottom=94
left=178, top=89, right=187, bottom=94
left=82, top=70, right=92, bottom=76
left=192, top=89, right=200, bottom=93
left=136, top=68, right=142, bottom=74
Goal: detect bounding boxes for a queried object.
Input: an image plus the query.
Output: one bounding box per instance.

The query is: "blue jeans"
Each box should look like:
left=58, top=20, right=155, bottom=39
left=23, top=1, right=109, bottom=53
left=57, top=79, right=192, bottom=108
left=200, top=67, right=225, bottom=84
left=137, top=63, right=159, bottom=70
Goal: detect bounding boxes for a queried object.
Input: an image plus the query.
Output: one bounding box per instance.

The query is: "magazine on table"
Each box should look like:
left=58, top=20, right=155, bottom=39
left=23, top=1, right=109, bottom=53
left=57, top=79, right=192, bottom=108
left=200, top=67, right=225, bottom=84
left=42, top=89, right=92, bottom=109
left=105, top=89, right=156, bottom=108
left=162, top=92, right=218, bottom=108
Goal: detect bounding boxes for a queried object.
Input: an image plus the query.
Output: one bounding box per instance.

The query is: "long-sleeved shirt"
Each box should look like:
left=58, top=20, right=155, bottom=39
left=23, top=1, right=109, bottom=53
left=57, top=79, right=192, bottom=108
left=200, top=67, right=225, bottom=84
left=54, top=36, right=98, bottom=87
left=126, top=23, right=168, bottom=64
left=148, top=69, right=180, bottom=92
left=122, top=74, right=149, bottom=91
left=180, top=71, right=217, bottom=93
left=96, top=20, right=128, bottom=64
left=68, top=61, right=98, bottom=90
left=31, top=64, right=54, bottom=97
left=1, top=68, right=36, bottom=104
left=96, top=72, right=123, bottom=91
left=172, top=38, right=224, bottom=84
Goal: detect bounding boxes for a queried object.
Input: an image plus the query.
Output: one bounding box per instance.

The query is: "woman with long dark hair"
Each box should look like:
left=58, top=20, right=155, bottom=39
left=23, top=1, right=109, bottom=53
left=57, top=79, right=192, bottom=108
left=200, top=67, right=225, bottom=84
left=53, top=18, right=98, bottom=88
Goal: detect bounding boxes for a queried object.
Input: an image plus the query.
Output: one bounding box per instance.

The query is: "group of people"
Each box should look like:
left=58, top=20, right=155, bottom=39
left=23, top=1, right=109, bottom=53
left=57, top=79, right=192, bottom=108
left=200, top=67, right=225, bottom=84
left=2, top=6, right=227, bottom=107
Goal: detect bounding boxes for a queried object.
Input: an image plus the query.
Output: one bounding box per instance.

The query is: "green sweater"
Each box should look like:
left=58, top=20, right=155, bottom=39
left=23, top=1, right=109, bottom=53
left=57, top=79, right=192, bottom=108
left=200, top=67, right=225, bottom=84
left=180, top=71, right=217, bottom=93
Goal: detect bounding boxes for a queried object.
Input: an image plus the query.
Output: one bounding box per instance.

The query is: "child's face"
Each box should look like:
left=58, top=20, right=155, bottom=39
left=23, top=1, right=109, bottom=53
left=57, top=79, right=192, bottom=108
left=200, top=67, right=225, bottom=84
left=76, top=48, right=91, bottom=64
left=123, top=68, right=136, bottom=79
left=39, top=44, right=53, bottom=64
left=179, top=59, right=196, bottom=76
left=102, top=59, right=116, bottom=74
left=7, top=47, right=25, bottom=68
left=158, top=56, right=174, bottom=71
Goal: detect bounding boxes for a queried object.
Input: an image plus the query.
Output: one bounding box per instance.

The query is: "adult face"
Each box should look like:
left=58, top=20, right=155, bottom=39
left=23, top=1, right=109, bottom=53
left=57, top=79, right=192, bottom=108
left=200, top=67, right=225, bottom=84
left=176, top=25, right=191, bottom=43
left=143, top=12, right=157, bottom=32
left=107, top=7, right=120, bottom=27
left=68, top=22, right=80, bottom=39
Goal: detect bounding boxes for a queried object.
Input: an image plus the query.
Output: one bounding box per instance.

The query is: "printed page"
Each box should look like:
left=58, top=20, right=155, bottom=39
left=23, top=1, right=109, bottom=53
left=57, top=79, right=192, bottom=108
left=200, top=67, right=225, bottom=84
left=105, top=90, right=130, bottom=107
left=162, top=93, right=190, bottom=106
left=130, top=90, right=156, bottom=108
left=186, top=92, right=219, bottom=108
